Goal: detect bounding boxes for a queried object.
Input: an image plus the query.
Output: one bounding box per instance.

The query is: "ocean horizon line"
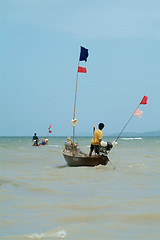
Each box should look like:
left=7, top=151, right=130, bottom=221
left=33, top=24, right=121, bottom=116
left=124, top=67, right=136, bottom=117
left=1, top=130, right=160, bottom=138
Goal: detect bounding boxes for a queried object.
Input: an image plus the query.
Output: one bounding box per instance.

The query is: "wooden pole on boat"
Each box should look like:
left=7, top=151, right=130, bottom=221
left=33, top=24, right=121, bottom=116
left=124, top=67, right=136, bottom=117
left=72, top=46, right=89, bottom=151
left=93, top=125, right=95, bottom=142
left=72, top=60, right=80, bottom=146
left=93, top=125, right=96, bottom=155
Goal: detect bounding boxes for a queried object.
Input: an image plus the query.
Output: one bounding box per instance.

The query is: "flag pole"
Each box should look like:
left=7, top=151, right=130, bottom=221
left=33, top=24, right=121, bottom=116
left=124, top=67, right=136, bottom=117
left=114, top=102, right=141, bottom=143
left=72, top=59, right=80, bottom=146
left=93, top=125, right=96, bottom=155
left=72, top=46, right=88, bottom=149
left=107, top=95, right=148, bottom=156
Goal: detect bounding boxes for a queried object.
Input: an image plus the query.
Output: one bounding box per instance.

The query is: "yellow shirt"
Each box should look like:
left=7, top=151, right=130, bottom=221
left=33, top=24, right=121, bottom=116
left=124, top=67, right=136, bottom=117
left=91, top=129, right=103, bottom=145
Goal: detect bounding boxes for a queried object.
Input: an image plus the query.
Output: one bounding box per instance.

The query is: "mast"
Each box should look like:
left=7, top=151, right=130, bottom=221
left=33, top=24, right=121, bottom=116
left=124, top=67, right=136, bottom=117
left=72, top=46, right=89, bottom=146
left=72, top=60, right=80, bottom=145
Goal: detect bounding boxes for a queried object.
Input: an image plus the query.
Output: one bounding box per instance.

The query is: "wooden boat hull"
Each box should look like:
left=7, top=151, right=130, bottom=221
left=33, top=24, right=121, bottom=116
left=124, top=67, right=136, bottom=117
left=63, top=151, right=109, bottom=167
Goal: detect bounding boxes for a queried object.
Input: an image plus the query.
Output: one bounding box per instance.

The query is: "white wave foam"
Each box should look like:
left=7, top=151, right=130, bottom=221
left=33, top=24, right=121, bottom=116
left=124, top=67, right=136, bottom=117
left=25, top=229, right=67, bottom=239
left=128, top=163, right=146, bottom=169
left=94, top=164, right=107, bottom=169
left=121, top=137, right=142, bottom=140
left=47, top=145, right=60, bottom=147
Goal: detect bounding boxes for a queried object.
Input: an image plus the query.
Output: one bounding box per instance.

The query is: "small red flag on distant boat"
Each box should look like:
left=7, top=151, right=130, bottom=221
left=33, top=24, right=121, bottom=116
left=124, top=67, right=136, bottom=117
left=48, top=125, right=52, bottom=133
left=134, top=108, right=143, bottom=118
left=140, top=96, right=148, bottom=105
left=78, top=66, right=87, bottom=73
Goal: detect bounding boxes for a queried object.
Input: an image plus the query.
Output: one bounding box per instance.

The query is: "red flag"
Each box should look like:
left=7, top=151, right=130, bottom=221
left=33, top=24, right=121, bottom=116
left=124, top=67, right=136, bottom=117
left=134, top=108, right=143, bottom=118
left=78, top=66, right=87, bottom=73
left=48, top=125, right=52, bottom=133
left=140, top=96, right=148, bottom=105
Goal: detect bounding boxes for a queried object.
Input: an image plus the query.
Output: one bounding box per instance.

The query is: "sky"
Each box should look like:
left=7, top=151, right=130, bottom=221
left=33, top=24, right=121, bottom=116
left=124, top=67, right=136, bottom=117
left=0, top=0, right=160, bottom=136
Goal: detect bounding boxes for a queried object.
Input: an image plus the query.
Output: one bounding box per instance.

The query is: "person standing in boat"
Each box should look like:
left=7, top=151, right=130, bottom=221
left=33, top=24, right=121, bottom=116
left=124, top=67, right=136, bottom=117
left=32, top=133, right=39, bottom=146
left=89, top=123, right=105, bottom=157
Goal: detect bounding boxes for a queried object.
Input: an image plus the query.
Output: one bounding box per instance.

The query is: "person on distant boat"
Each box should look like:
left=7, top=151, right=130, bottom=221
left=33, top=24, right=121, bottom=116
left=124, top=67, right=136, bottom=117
left=38, top=137, right=48, bottom=146
left=44, top=137, right=48, bottom=145
left=32, top=133, right=39, bottom=146
left=89, top=123, right=105, bottom=157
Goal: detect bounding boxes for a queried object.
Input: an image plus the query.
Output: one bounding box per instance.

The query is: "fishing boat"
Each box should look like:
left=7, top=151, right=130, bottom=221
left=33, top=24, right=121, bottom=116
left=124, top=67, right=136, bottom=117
left=62, top=47, right=148, bottom=167
left=63, top=140, right=110, bottom=167
left=62, top=46, right=110, bottom=167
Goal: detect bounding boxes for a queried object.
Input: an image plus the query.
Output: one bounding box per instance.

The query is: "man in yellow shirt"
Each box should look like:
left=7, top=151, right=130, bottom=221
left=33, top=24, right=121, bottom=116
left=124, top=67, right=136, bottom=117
left=89, top=123, right=105, bottom=157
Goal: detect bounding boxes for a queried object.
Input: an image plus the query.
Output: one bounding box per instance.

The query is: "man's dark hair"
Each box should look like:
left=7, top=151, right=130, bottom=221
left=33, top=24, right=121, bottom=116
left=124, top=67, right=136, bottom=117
left=98, top=123, right=104, bottom=130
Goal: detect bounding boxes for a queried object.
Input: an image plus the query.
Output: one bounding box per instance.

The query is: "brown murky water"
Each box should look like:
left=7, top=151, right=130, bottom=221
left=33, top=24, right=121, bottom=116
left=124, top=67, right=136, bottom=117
left=0, top=137, right=160, bottom=239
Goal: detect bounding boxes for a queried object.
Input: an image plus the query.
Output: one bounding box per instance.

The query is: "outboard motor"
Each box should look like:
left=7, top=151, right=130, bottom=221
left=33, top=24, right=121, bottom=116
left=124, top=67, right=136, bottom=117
left=100, top=141, right=113, bottom=154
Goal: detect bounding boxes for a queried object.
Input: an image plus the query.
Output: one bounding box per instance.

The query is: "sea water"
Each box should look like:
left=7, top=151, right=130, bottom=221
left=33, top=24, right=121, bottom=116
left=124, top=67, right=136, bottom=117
left=0, top=136, right=160, bottom=240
